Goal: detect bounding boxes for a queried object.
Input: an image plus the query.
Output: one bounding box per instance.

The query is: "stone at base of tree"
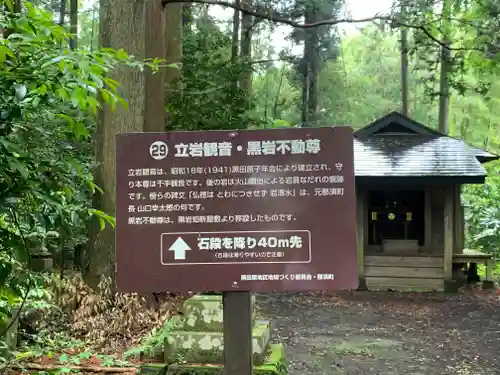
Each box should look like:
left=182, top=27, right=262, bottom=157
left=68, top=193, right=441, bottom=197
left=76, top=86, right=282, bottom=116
left=164, top=343, right=287, bottom=375
left=30, top=257, right=53, bottom=271
left=444, top=280, right=459, bottom=293
left=482, top=280, right=495, bottom=290
left=357, top=277, right=368, bottom=291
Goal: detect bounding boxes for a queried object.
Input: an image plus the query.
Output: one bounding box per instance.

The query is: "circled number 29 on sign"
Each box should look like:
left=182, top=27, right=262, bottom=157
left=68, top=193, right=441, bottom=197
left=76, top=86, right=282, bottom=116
left=149, top=141, right=168, bottom=160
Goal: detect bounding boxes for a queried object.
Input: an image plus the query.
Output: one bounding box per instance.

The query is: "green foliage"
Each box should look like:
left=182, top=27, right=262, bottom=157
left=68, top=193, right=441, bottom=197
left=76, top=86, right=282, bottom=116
left=124, top=317, right=181, bottom=359
left=252, top=66, right=301, bottom=124
left=253, top=23, right=500, bottom=261
left=168, top=23, right=253, bottom=131
left=0, top=3, right=157, bottom=363
left=463, top=160, right=500, bottom=257
left=285, top=0, right=343, bottom=79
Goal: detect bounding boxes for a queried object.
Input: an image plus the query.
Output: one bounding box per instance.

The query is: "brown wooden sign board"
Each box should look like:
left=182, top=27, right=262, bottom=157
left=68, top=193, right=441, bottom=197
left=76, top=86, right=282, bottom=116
left=115, top=127, right=358, bottom=293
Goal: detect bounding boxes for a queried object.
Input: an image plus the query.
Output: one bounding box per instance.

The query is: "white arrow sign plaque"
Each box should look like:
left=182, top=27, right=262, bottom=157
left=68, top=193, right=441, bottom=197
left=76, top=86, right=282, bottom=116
left=169, top=237, right=191, bottom=260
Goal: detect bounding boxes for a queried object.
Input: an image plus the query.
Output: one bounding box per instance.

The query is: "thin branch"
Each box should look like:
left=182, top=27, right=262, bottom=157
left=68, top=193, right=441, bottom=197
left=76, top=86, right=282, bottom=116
left=250, top=58, right=291, bottom=65
left=162, top=0, right=393, bottom=28
left=161, top=0, right=490, bottom=53
left=0, top=209, right=33, bottom=339
left=9, top=364, right=138, bottom=373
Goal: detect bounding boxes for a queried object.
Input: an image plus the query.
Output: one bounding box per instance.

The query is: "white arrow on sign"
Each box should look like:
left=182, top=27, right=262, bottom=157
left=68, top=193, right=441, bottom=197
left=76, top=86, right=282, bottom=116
left=169, top=237, right=191, bottom=260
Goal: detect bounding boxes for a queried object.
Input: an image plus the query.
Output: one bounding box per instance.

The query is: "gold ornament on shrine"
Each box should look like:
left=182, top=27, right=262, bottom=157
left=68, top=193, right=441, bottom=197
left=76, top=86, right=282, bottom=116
left=388, top=213, right=395, bottom=220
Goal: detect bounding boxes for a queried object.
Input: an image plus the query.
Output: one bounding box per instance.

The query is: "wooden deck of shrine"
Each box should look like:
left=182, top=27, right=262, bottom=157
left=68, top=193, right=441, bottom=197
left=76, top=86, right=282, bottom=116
left=363, top=249, right=494, bottom=291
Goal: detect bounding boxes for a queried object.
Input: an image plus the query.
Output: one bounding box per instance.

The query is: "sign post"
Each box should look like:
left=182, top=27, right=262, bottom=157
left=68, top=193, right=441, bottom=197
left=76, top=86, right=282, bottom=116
left=223, top=291, right=253, bottom=375
left=115, top=127, right=358, bottom=374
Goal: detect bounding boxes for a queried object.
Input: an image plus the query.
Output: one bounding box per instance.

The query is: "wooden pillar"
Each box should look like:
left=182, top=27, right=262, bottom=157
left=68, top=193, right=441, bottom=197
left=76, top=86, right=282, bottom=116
left=424, top=188, right=432, bottom=252
left=483, top=257, right=496, bottom=289
left=356, top=186, right=366, bottom=289
left=223, top=292, right=253, bottom=375
left=453, top=185, right=463, bottom=254
left=459, top=205, right=465, bottom=250
left=443, top=185, right=454, bottom=282
left=363, top=190, right=369, bottom=250
left=485, top=259, right=494, bottom=281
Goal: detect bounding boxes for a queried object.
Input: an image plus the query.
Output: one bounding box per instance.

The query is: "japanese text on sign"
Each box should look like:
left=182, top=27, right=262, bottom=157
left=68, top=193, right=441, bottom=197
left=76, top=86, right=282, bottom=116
left=115, top=126, right=358, bottom=293
left=160, top=230, right=312, bottom=266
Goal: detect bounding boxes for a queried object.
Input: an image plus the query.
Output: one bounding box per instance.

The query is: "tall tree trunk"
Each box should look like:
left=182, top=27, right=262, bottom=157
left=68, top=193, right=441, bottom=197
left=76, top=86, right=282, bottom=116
left=483, top=121, right=492, bottom=149
left=165, top=2, right=183, bottom=126
left=200, top=4, right=209, bottom=21
left=231, top=0, right=240, bottom=94
left=14, top=0, right=22, bottom=12
left=307, top=28, right=319, bottom=126
left=3, top=0, right=22, bottom=38
left=272, top=64, right=286, bottom=119
left=438, top=0, right=452, bottom=134
left=302, top=4, right=319, bottom=126
left=400, top=3, right=409, bottom=117
left=59, top=0, right=66, bottom=26
left=85, top=0, right=166, bottom=289
left=231, top=0, right=240, bottom=64
left=300, top=55, right=309, bottom=125
left=69, top=0, right=78, bottom=49
left=400, top=27, right=409, bottom=116
left=182, top=3, right=192, bottom=28
left=239, top=0, right=253, bottom=109
left=460, top=106, right=470, bottom=141
left=438, top=44, right=451, bottom=133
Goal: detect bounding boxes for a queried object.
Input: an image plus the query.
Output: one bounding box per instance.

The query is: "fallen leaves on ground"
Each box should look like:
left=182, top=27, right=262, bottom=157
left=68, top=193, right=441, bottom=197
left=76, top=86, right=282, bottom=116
left=12, top=272, right=191, bottom=374
left=259, top=287, right=500, bottom=375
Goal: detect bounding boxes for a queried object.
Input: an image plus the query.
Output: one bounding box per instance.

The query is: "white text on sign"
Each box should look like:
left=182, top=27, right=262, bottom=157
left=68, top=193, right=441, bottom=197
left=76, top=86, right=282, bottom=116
left=168, top=139, right=321, bottom=158
left=197, top=235, right=303, bottom=251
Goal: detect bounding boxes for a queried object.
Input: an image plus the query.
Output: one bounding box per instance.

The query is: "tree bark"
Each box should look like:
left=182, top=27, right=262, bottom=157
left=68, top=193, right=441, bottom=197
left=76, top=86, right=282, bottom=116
left=302, top=3, right=319, bottom=126
left=231, top=0, right=240, bottom=64
left=438, top=43, right=451, bottom=133
left=14, top=0, right=22, bottom=12
left=438, top=0, right=452, bottom=134
left=231, top=0, right=240, bottom=94
left=400, top=11, right=409, bottom=117
left=400, top=27, right=409, bottom=116
left=69, top=0, right=78, bottom=49
left=165, top=2, right=183, bottom=125
left=182, top=3, right=192, bottom=28
left=300, top=43, right=309, bottom=125
left=239, top=0, right=252, bottom=108
left=2, top=0, right=22, bottom=38
left=85, top=0, right=166, bottom=289
left=59, top=0, right=66, bottom=26
left=398, top=1, right=410, bottom=117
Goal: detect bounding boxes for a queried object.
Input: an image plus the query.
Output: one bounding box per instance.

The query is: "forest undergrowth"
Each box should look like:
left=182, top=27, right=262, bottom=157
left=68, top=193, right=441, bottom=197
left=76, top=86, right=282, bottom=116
left=4, top=272, right=188, bottom=373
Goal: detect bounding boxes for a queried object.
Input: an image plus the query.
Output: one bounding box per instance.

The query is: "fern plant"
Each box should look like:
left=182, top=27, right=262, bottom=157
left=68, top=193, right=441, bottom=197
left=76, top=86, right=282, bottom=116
left=124, top=317, right=181, bottom=359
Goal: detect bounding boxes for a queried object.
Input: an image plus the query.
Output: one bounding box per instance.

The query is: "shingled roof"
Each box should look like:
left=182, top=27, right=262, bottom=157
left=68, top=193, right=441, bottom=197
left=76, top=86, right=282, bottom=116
left=353, top=112, right=499, bottom=179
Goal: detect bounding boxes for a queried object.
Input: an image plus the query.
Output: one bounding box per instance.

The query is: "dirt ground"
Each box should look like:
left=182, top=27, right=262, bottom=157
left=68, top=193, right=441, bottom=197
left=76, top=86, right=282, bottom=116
left=258, top=289, right=500, bottom=375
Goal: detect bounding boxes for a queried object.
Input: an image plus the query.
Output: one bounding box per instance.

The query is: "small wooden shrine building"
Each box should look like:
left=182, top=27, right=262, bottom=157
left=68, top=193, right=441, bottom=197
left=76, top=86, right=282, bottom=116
left=354, top=112, right=499, bottom=291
